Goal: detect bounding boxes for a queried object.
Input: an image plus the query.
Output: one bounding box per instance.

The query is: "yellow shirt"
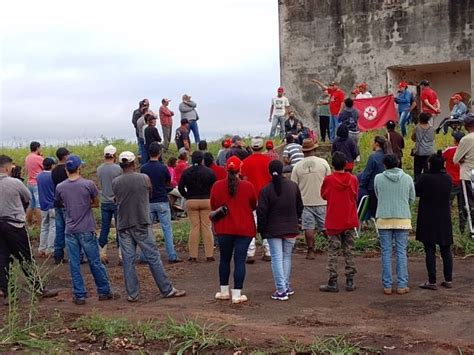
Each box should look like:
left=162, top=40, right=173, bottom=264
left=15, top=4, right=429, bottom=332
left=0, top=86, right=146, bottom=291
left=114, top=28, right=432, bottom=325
left=376, top=218, right=412, bottom=230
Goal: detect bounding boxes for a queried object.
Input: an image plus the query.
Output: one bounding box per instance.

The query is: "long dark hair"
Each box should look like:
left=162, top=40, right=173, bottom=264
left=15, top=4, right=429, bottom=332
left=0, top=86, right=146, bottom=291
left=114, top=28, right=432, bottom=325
left=269, top=160, right=284, bottom=196
left=227, top=170, right=239, bottom=197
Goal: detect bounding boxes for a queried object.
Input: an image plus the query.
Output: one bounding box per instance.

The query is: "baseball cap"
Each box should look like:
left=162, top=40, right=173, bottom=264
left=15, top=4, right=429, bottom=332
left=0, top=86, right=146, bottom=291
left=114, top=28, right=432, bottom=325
left=231, top=135, right=242, bottom=144
left=357, top=82, right=367, bottom=89
left=452, top=131, right=465, bottom=142
left=162, top=98, right=171, bottom=103
left=265, top=140, right=274, bottom=150
left=419, top=80, right=430, bottom=86
left=223, top=139, right=232, bottom=148
left=178, top=147, right=187, bottom=156
left=66, top=155, right=83, bottom=171
left=386, top=120, right=396, bottom=129
left=103, top=145, right=117, bottom=157
left=118, top=151, right=136, bottom=164
left=251, top=137, right=264, bottom=150
left=463, top=113, right=474, bottom=126
left=398, top=81, right=408, bottom=88
left=451, top=94, right=463, bottom=101
left=277, top=87, right=284, bottom=93
left=226, top=156, right=243, bottom=172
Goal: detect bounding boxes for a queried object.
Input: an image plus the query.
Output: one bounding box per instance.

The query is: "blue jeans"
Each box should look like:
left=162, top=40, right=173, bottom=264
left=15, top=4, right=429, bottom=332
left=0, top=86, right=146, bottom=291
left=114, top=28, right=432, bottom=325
left=217, top=235, right=252, bottom=289
left=329, top=115, right=339, bottom=142
left=150, top=202, right=178, bottom=261
left=267, top=237, right=296, bottom=293
left=27, top=185, right=40, bottom=209
left=188, top=120, right=200, bottom=143
left=65, top=232, right=111, bottom=299
left=270, top=115, right=285, bottom=138
left=54, top=207, right=66, bottom=262
left=399, top=110, right=411, bottom=137
left=378, top=229, right=409, bottom=289
left=138, top=137, right=149, bottom=163
left=99, top=203, right=117, bottom=248
left=119, top=225, right=173, bottom=298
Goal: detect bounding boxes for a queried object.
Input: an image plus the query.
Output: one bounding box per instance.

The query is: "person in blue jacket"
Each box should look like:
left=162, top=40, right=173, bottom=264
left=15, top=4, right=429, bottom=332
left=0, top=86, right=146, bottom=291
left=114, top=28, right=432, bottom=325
left=394, top=82, right=415, bottom=137
left=358, top=136, right=388, bottom=218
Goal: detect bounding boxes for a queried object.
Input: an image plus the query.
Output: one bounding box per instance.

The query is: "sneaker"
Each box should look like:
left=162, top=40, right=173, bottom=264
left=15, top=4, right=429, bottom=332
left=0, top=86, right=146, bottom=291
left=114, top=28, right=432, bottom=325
left=286, top=287, right=295, bottom=296
left=271, top=291, right=289, bottom=301
left=231, top=294, right=248, bottom=304
left=169, top=258, right=183, bottom=264
left=441, top=281, right=453, bottom=289
left=246, top=256, right=255, bottom=264
left=396, top=287, right=410, bottom=295
left=98, top=292, right=121, bottom=301
left=262, top=255, right=272, bottom=262
left=164, top=288, right=186, bottom=298
left=73, top=297, right=86, bottom=305
left=40, top=288, right=58, bottom=298
left=127, top=295, right=139, bottom=303
left=215, top=292, right=230, bottom=300
left=187, top=257, right=197, bottom=262
left=419, top=281, right=438, bottom=290
left=383, top=288, right=393, bottom=295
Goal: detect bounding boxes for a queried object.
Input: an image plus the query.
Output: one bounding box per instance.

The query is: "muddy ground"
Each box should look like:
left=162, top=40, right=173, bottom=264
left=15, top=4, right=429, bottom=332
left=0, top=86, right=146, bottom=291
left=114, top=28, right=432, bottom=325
left=2, top=237, right=474, bottom=354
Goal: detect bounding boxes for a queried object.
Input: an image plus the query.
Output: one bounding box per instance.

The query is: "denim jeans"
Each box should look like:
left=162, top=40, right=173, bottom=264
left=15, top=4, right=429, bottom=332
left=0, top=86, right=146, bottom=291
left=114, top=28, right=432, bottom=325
left=119, top=225, right=173, bottom=299
left=65, top=232, right=111, bottom=299
left=99, top=203, right=117, bottom=248
left=217, top=235, right=252, bottom=289
left=399, top=110, right=411, bottom=137
left=378, top=229, right=409, bottom=289
left=188, top=120, right=201, bottom=143
left=267, top=237, right=296, bottom=293
left=39, top=209, right=56, bottom=253
left=329, top=115, right=339, bottom=142
left=27, top=184, right=40, bottom=209
left=150, top=202, right=178, bottom=261
left=54, top=207, right=66, bottom=262
left=270, top=115, right=285, bottom=138
left=138, top=137, right=149, bottom=164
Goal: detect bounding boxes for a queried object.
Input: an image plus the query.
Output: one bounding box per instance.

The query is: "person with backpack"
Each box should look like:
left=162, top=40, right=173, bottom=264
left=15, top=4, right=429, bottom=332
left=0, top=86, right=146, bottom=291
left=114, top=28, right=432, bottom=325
left=338, top=98, right=360, bottom=144
left=332, top=125, right=359, bottom=173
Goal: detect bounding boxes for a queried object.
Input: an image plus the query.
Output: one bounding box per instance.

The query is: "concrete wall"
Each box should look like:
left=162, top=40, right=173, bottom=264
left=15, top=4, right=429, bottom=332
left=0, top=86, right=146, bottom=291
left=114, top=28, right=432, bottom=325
left=279, top=0, right=474, bottom=128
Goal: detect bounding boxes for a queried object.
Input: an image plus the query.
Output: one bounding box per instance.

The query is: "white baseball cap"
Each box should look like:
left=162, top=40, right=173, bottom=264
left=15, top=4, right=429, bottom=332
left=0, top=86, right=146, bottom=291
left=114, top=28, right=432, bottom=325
left=118, top=151, right=136, bottom=163
left=103, top=145, right=117, bottom=157
left=251, top=137, right=264, bottom=150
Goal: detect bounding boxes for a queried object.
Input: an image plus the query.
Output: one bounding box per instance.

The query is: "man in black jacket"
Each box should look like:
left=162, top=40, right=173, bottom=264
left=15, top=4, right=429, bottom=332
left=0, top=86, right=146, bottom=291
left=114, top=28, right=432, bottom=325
left=284, top=111, right=300, bottom=135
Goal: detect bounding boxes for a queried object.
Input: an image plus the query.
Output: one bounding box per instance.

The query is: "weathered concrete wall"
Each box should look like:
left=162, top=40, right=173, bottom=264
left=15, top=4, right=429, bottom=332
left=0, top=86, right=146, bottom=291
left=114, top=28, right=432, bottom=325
left=279, top=0, right=474, bottom=127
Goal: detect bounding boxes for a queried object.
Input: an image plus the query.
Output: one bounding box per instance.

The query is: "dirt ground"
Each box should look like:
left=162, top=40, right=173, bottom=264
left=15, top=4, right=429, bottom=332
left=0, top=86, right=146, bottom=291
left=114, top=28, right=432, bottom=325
left=2, top=238, right=474, bottom=353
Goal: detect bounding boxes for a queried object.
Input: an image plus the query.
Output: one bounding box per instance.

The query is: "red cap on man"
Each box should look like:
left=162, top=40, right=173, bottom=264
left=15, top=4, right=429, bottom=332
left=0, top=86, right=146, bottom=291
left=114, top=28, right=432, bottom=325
left=223, top=139, right=232, bottom=148
left=277, top=87, right=284, bottom=93
left=265, top=140, right=274, bottom=150
left=357, top=82, right=367, bottom=90
left=451, top=94, right=463, bottom=101
left=398, top=81, right=408, bottom=89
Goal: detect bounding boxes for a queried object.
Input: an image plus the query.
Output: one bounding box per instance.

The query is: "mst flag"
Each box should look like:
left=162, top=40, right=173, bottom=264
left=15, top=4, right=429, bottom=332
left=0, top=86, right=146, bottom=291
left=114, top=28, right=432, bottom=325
left=354, top=95, right=398, bottom=131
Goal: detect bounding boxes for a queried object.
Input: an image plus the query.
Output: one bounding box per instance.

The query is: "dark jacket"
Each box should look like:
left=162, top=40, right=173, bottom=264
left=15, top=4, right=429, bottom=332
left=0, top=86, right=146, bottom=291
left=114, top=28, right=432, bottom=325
left=178, top=165, right=216, bottom=199
left=358, top=149, right=385, bottom=191
left=226, top=147, right=250, bottom=161
left=257, top=178, right=303, bottom=238
left=338, top=108, right=359, bottom=133
left=284, top=118, right=300, bottom=134
left=415, top=171, right=453, bottom=246
left=332, top=137, right=359, bottom=163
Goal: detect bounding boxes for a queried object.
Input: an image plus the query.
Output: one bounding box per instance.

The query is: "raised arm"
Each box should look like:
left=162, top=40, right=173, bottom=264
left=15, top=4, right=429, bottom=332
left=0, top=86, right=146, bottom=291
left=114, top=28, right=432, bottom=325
left=311, top=79, right=328, bottom=91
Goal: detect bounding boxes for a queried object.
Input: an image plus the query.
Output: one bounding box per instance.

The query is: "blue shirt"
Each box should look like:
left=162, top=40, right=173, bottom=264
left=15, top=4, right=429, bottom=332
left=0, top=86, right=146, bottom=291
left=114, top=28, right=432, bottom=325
left=451, top=102, right=467, bottom=119
left=37, top=171, right=55, bottom=211
left=140, top=160, right=171, bottom=203
left=395, top=89, right=413, bottom=113
left=358, top=150, right=385, bottom=191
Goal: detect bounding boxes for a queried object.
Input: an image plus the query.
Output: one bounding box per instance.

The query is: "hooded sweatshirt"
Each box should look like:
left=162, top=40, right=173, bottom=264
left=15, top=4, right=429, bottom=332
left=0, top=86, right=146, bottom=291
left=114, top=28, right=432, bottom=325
left=338, top=107, right=359, bottom=133
left=374, top=168, right=415, bottom=220
left=321, top=171, right=359, bottom=233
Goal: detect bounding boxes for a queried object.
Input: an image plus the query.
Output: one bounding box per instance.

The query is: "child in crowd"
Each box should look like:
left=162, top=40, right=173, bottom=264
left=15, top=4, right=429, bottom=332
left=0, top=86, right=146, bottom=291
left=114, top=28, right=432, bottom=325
left=385, top=120, right=405, bottom=168
left=332, top=125, right=359, bottom=173
left=320, top=152, right=359, bottom=292
left=265, top=140, right=280, bottom=161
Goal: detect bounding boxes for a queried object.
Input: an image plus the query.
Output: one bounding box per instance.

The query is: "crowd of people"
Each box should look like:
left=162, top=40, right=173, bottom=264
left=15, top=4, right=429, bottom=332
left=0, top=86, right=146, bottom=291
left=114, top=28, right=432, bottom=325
left=0, top=82, right=473, bottom=306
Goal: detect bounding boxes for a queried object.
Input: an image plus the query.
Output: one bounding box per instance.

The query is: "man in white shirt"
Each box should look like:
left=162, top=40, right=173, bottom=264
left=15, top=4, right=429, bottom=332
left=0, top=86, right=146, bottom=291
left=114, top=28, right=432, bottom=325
left=355, top=82, right=372, bottom=99
left=269, top=87, right=290, bottom=138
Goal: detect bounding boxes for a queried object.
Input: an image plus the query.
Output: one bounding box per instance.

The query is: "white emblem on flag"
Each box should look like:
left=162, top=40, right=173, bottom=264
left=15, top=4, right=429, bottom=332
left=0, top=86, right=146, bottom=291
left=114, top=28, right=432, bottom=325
left=364, top=106, right=377, bottom=120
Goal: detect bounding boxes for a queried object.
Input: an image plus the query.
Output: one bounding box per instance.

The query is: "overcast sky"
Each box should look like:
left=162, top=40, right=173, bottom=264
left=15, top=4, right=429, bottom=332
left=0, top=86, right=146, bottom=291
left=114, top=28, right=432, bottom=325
left=0, top=0, right=280, bottom=145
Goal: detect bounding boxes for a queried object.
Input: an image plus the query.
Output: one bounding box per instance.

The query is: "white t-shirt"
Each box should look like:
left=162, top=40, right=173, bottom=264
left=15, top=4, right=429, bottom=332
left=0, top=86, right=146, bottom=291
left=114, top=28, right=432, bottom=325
left=272, top=96, right=290, bottom=116
left=356, top=92, right=373, bottom=99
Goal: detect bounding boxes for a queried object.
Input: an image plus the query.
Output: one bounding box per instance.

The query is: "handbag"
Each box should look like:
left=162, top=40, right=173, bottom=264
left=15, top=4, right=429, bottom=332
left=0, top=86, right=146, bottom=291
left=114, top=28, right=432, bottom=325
left=209, top=204, right=229, bottom=222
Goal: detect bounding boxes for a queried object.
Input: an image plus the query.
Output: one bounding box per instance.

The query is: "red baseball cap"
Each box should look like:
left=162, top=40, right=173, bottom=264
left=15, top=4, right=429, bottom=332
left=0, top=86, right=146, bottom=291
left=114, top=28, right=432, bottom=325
left=398, top=81, right=408, bottom=88
left=226, top=156, right=243, bottom=172
left=451, top=94, right=463, bottom=101
left=357, top=82, right=367, bottom=90
left=277, top=87, right=284, bottom=93
left=265, top=140, right=274, bottom=149
left=223, top=139, right=232, bottom=148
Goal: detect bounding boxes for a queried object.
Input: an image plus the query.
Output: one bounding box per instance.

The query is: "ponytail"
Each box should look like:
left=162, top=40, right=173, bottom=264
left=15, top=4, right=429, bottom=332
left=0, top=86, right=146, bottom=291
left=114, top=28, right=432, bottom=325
left=227, top=170, right=239, bottom=197
left=268, top=160, right=284, bottom=197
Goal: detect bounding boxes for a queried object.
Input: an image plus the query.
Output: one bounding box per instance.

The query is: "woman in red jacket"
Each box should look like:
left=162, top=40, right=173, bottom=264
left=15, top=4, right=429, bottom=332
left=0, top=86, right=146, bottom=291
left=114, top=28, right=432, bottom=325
left=210, top=156, right=257, bottom=304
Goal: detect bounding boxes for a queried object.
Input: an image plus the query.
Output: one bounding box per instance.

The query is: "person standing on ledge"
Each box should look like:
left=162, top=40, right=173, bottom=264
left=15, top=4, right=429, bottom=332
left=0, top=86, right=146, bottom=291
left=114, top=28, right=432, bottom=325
left=269, top=87, right=290, bottom=139
left=179, top=94, right=200, bottom=143
left=159, top=98, right=174, bottom=151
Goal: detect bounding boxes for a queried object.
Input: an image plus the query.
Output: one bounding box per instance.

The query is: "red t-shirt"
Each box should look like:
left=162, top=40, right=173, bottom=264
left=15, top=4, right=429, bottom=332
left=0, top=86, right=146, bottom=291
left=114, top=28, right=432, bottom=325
left=321, top=172, right=359, bottom=234
left=443, top=146, right=460, bottom=186
left=421, top=87, right=438, bottom=115
left=240, top=153, right=271, bottom=198
left=175, top=159, right=189, bottom=184
left=210, top=163, right=227, bottom=181
left=25, top=153, right=44, bottom=185
left=328, top=88, right=345, bottom=116
left=210, top=179, right=257, bottom=237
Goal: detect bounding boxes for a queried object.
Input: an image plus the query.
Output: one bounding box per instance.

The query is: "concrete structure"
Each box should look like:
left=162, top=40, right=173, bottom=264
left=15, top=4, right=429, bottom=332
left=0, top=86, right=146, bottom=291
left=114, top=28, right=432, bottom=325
left=279, top=0, right=474, bottom=128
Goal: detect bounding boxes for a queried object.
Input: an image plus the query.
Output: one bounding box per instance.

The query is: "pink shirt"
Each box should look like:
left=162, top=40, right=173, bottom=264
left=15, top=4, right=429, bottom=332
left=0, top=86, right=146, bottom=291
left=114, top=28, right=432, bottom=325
left=25, top=153, right=44, bottom=185
left=168, top=166, right=177, bottom=188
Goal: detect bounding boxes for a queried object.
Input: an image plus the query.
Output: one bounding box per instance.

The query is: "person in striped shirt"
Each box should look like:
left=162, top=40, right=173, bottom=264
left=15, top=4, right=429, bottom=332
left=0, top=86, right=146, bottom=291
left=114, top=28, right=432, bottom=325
left=282, top=135, right=304, bottom=173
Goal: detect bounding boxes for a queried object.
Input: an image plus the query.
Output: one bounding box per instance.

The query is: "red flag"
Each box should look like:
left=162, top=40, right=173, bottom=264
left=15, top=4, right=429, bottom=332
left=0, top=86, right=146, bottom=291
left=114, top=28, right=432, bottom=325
left=354, top=95, right=398, bottom=131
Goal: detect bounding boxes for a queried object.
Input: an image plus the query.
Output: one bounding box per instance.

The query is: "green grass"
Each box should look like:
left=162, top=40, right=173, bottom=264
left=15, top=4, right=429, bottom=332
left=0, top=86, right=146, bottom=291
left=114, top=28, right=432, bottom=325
left=277, top=335, right=361, bottom=354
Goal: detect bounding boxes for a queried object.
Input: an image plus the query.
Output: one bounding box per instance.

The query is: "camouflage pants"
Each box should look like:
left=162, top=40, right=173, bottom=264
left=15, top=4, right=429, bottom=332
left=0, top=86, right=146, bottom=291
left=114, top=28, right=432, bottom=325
left=327, top=230, right=357, bottom=281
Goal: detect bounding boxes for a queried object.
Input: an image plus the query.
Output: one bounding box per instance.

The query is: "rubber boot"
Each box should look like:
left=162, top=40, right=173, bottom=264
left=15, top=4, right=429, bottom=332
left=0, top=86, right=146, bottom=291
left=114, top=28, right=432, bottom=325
left=231, top=289, right=248, bottom=304
left=346, top=277, right=356, bottom=292
left=215, top=285, right=230, bottom=300
left=319, top=279, right=339, bottom=293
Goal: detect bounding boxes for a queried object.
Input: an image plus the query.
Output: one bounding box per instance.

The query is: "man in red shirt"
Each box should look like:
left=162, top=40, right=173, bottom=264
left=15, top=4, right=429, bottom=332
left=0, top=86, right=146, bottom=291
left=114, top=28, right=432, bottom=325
left=312, top=79, right=345, bottom=143
left=24, top=141, right=44, bottom=227
left=159, top=98, right=174, bottom=151
left=420, top=80, right=440, bottom=125
left=443, top=131, right=466, bottom=233
left=241, top=137, right=272, bottom=263
left=174, top=148, right=189, bottom=185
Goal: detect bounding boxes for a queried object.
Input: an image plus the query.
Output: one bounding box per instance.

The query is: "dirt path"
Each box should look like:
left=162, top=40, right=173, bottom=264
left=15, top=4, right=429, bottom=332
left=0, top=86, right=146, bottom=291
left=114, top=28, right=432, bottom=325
left=7, top=241, right=473, bottom=353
